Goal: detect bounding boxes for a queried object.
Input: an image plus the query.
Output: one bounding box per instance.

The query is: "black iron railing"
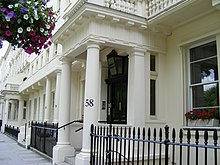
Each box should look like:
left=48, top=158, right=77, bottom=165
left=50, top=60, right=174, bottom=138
left=57, top=119, right=83, bottom=130
left=90, top=124, right=220, bottom=165
left=5, top=124, right=20, bottom=139
left=30, top=121, right=58, bottom=157
left=30, top=119, right=83, bottom=157
left=0, top=120, right=2, bottom=129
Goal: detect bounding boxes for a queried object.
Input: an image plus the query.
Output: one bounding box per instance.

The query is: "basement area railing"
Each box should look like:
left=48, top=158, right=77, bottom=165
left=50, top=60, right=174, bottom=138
left=30, top=119, right=83, bottom=157
left=30, top=121, right=58, bottom=157
left=90, top=124, right=220, bottom=165
left=5, top=124, right=20, bottom=140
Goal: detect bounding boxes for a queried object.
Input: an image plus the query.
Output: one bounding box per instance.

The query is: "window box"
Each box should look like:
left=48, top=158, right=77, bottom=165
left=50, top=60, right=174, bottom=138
left=187, top=119, right=219, bottom=127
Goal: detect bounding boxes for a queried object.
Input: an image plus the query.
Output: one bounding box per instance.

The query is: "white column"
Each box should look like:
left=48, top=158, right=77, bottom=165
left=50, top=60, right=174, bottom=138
left=44, top=77, right=51, bottom=121
left=30, top=99, right=35, bottom=121
left=127, top=48, right=146, bottom=127
left=53, top=57, right=74, bottom=164
left=29, top=64, right=33, bottom=76
left=1, top=99, right=9, bottom=133
left=54, top=71, right=61, bottom=122
left=18, top=99, right=24, bottom=126
left=76, top=42, right=100, bottom=165
left=0, top=102, right=3, bottom=120
left=11, top=100, right=15, bottom=120
left=36, top=96, right=40, bottom=121
left=39, top=91, right=44, bottom=121
left=57, top=58, right=71, bottom=144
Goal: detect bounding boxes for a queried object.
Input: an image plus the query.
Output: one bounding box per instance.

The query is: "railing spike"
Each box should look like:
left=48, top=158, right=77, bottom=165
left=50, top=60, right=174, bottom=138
left=133, top=127, right=136, bottom=138
left=172, top=128, right=176, bottom=141
left=195, top=129, right=199, bottom=142
left=138, top=127, right=140, bottom=139
left=124, top=127, right=127, bottom=138
left=148, top=127, right=151, bottom=139
left=143, top=128, right=145, bottom=139
left=204, top=130, right=208, bottom=144
left=159, top=128, right=162, bottom=141
left=91, top=124, right=94, bottom=133
left=153, top=128, right=156, bottom=140
left=128, top=127, right=131, bottom=138
left=187, top=129, right=191, bottom=143
left=213, top=130, right=218, bottom=142
left=179, top=128, right=183, bottom=140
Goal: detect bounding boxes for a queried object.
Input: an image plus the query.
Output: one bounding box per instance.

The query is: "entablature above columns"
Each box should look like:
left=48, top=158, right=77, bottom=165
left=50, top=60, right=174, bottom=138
left=52, top=2, right=147, bottom=45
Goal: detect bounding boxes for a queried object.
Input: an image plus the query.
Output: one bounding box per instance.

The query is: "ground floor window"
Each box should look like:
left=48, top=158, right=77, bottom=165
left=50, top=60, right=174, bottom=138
left=186, top=41, right=219, bottom=125
left=150, top=55, right=157, bottom=116
left=23, top=100, right=27, bottom=119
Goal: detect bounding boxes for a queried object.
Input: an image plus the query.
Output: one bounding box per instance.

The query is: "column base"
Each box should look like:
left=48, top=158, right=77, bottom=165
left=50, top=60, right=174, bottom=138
left=53, top=144, right=75, bottom=164
left=75, top=151, right=90, bottom=165
left=18, top=126, right=25, bottom=144
left=1, top=125, right=5, bottom=133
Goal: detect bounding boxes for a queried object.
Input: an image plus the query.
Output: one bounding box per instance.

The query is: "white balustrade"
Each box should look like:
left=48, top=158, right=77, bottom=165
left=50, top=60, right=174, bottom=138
left=146, top=0, right=184, bottom=18
left=104, top=0, right=137, bottom=15
left=5, top=83, right=19, bottom=91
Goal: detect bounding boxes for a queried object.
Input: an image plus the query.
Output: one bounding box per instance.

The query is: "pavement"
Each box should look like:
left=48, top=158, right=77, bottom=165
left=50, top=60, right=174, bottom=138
left=0, top=132, right=53, bottom=165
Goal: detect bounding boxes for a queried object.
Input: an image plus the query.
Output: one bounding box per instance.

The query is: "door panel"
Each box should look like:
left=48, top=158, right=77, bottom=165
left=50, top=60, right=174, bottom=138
left=107, top=81, right=127, bottom=124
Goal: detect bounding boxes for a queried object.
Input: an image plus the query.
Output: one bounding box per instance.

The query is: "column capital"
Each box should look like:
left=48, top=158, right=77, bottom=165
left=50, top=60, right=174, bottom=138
left=129, top=47, right=147, bottom=57
left=55, top=69, right=62, bottom=74
left=86, top=40, right=101, bottom=50
left=59, top=56, right=73, bottom=64
left=45, top=76, right=52, bottom=81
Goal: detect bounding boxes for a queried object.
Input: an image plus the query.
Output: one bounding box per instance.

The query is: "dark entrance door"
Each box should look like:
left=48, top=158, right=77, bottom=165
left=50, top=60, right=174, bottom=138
left=105, top=50, right=128, bottom=124
left=107, top=78, right=127, bottom=124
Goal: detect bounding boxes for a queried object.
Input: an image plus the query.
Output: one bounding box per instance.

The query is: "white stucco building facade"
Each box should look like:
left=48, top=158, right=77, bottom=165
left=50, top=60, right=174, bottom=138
left=0, top=0, right=220, bottom=165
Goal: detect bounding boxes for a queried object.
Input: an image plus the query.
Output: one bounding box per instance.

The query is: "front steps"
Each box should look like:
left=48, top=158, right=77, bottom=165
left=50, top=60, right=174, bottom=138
left=55, top=150, right=80, bottom=165
left=65, top=156, right=75, bottom=165
left=55, top=155, right=75, bottom=165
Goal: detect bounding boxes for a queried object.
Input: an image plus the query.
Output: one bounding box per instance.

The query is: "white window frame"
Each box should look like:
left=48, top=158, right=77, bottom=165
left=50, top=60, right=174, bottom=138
left=185, top=39, right=219, bottom=126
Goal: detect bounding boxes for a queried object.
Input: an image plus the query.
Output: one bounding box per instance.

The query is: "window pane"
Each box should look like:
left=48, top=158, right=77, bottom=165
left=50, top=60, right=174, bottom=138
left=190, top=41, right=216, bottom=62
left=150, top=79, right=156, bottom=115
left=150, top=55, right=156, bottom=71
left=190, top=58, right=218, bottom=84
left=23, top=109, right=26, bottom=119
left=24, top=100, right=27, bottom=107
left=192, top=83, right=219, bottom=108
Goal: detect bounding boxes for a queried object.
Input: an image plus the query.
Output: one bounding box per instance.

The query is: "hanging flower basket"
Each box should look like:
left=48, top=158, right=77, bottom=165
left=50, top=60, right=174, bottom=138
left=0, top=0, right=56, bottom=54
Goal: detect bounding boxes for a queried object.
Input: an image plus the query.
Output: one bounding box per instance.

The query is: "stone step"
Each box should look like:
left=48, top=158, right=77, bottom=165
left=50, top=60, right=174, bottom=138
left=55, top=162, right=70, bottom=165
left=55, top=149, right=81, bottom=165
left=64, top=156, right=75, bottom=165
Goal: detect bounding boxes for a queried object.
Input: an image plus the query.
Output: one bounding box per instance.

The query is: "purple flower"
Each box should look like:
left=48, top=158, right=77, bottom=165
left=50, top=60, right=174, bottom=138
left=39, top=36, right=46, bottom=43
left=5, top=30, right=12, bottom=36
left=42, top=0, right=47, bottom=3
left=29, top=30, right=36, bottom=36
left=21, top=7, right=28, bottom=13
left=1, top=8, right=7, bottom=12
left=6, top=11, right=15, bottom=19
left=13, top=13, right=17, bottom=18
left=19, top=0, right=24, bottom=2
left=31, top=37, right=38, bottom=42
left=25, top=47, right=34, bottom=54
left=0, top=40, right=3, bottom=49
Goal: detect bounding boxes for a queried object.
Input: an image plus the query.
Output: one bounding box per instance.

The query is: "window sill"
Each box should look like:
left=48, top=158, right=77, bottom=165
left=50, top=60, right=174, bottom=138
left=183, top=126, right=220, bottom=131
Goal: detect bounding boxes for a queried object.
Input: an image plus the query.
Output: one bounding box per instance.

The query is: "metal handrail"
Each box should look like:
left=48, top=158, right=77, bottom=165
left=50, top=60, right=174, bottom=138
left=31, top=119, right=83, bottom=131
left=58, top=119, right=83, bottom=130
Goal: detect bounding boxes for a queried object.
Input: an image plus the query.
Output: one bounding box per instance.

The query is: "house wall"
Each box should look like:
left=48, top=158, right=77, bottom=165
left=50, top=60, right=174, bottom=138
left=166, top=11, right=220, bottom=128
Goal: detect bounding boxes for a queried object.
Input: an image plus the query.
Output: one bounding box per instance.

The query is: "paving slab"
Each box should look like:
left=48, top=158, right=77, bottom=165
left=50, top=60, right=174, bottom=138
left=0, top=132, right=53, bottom=165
